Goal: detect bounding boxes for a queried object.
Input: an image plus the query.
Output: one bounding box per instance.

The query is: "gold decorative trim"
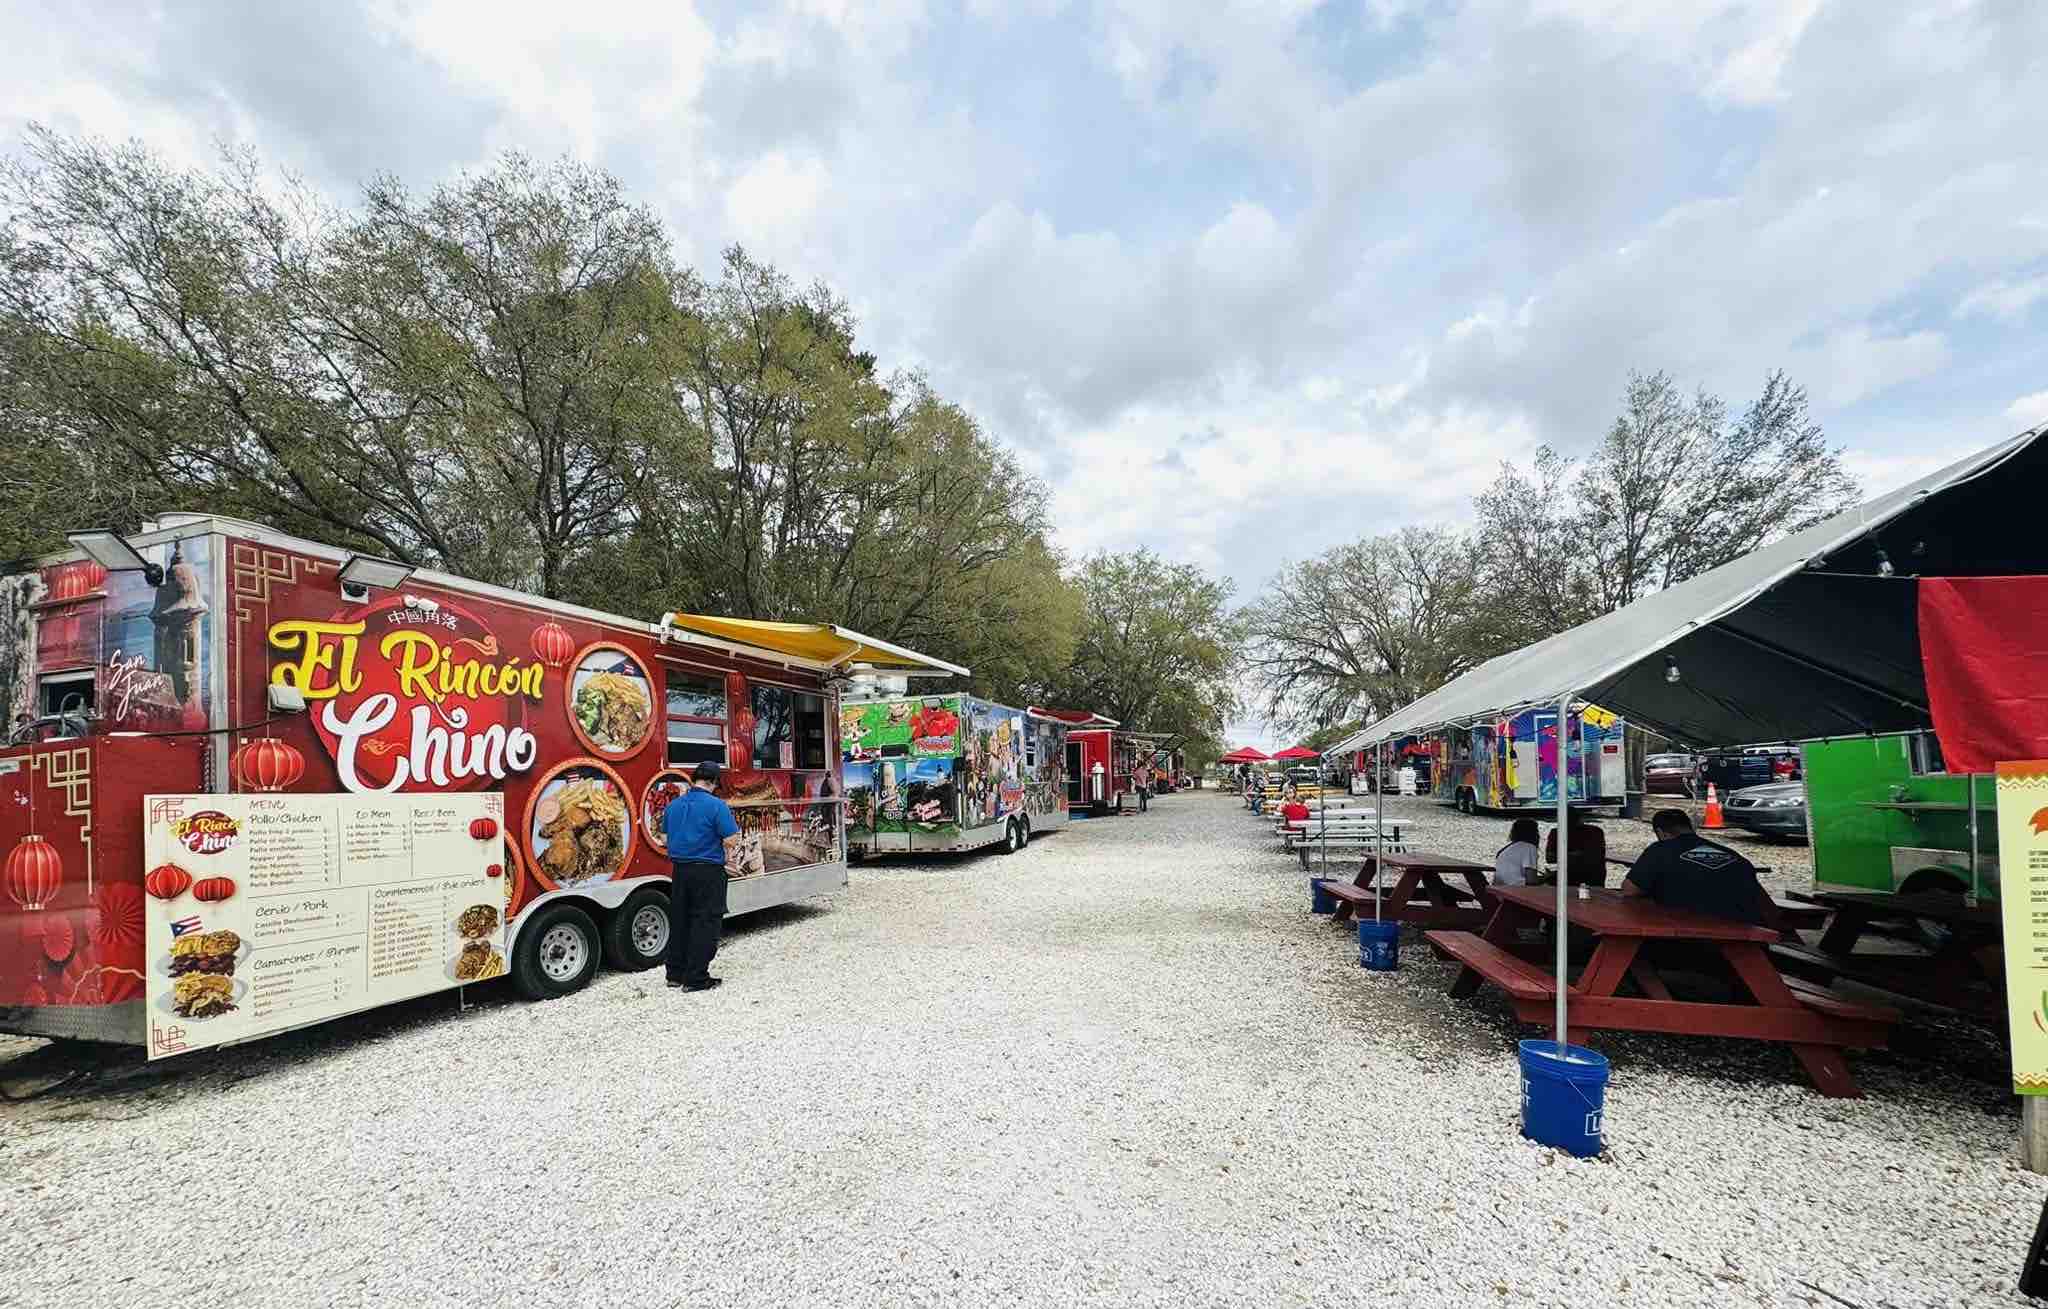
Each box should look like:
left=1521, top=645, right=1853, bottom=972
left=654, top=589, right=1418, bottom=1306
left=31, top=746, right=93, bottom=894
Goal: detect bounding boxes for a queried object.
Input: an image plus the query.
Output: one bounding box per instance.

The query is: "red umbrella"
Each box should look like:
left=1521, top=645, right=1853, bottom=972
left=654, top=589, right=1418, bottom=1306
left=1217, top=747, right=1269, bottom=764
left=1270, top=746, right=1320, bottom=761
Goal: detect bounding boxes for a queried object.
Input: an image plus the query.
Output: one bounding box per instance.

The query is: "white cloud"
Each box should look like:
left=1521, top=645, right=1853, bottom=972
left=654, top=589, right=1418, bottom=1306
left=2007, top=391, right=2048, bottom=428
left=724, top=151, right=829, bottom=252
left=1956, top=274, right=2048, bottom=322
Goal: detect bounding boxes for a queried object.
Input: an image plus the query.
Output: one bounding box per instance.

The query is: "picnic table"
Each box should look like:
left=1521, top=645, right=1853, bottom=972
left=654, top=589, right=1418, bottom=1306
left=1429, top=886, right=1898, bottom=1098
left=1282, top=817, right=1411, bottom=868
left=1315, top=850, right=1492, bottom=927
left=1771, top=890, right=2003, bottom=1017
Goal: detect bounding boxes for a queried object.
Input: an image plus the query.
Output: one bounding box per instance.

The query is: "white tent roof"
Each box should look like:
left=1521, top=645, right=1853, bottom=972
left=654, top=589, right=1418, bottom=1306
left=1325, top=425, right=2045, bottom=756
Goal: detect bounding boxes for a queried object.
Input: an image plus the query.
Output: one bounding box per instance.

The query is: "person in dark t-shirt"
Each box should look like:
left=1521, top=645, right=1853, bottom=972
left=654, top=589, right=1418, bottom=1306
left=1620, top=809, right=1768, bottom=925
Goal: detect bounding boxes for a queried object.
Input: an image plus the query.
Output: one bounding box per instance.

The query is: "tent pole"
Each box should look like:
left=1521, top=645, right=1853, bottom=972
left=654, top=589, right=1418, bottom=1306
left=1374, top=740, right=1386, bottom=922
left=1555, top=690, right=1573, bottom=1045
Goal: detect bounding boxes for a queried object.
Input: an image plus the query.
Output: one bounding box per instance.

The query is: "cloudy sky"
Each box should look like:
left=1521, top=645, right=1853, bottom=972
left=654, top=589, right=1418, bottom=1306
left=4, top=1, right=2045, bottom=743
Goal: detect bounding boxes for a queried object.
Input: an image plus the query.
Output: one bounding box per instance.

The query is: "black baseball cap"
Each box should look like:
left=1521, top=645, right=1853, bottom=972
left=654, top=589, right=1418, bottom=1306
left=695, top=761, right=722, bottom=782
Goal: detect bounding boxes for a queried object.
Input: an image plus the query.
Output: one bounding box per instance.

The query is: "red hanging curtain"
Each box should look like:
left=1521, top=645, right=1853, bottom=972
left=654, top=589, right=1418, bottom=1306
left=1918, top=576, right=2048, bottom=773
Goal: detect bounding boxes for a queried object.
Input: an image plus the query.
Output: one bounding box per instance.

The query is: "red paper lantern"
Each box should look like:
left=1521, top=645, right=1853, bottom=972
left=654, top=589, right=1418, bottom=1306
left=145, top=862, right=193, bottom=901
left=469, top=817, right=499, bottom=842
left=5, top=835, right=63, bottom=911
left=484, top=863, right=503, bottom=879
left=46, top=560, right=107, bottom=602
left=235, top=737, right=306, bottom=792
left=531, top=621, right=575, bottom=669
left=192, top=876, right=237, bottom=904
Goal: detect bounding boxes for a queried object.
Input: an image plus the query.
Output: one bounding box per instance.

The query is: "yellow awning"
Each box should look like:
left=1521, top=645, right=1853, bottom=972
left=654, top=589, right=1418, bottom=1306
left=658, top=614, right=968, bottom=678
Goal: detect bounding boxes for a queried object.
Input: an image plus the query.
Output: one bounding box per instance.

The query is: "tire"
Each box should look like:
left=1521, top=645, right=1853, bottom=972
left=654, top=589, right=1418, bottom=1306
left=1002, top=820, right=1022, bottom=854
left=603, top=888, right=670, bottom=972
left=1019, top=817, right=1031, bottom=847
left=512, top=903, right=603, bottom=1000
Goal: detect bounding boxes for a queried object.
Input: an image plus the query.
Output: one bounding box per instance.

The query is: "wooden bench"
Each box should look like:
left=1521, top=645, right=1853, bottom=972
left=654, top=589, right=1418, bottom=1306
left=1427, top=930, right=1558, bottom=1002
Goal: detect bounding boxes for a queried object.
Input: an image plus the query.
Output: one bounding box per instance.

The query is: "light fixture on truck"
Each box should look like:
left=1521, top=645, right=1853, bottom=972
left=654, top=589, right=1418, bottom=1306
left=337, top=553, right=416, bottom=600
left=67, top=529, right=164, bottom=586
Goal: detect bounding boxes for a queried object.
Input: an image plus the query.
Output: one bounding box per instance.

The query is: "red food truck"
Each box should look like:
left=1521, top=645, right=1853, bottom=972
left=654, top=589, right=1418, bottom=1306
left=1032, top=709, right=1160, bottom=815
left=0, top=514, right=958, bottom=1050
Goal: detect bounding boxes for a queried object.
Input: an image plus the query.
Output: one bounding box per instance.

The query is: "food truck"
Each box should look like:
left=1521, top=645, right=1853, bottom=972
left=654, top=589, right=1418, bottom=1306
left=0, top=514, right=959, bottom=1051
left=1031, top=710, right=1155, bottom=815
left=839, top=695, right=1070, bottom=856
left=1426, top=704, right=1628, bottom=813
left=1801, top=731, right=1998, bottom=900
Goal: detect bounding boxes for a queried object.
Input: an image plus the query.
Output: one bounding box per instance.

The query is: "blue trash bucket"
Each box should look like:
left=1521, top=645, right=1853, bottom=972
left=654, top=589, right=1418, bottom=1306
left=1518, top=1039, right=1609, bottom=1157
left=1310, top=879, right=1335, bottom=914
left=1356, top=919, right=1399, bottom=970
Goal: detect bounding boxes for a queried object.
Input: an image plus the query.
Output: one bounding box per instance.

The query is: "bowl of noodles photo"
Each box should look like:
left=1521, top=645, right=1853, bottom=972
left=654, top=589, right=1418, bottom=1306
left=567, top=644, right=654, bottom=757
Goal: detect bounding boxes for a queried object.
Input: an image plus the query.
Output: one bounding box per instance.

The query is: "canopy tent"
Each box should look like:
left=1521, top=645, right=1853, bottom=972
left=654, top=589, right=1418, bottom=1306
left=659, top=613, right=968, bottom=678
left=1324, top=424, right=2048, bottom=758
left=1317, top=421, right=2048, bottom=1049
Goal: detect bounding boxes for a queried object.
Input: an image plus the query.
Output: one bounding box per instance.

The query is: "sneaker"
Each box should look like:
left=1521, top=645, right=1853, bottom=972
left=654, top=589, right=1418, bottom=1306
left=684, top=977, right=723, bottom=992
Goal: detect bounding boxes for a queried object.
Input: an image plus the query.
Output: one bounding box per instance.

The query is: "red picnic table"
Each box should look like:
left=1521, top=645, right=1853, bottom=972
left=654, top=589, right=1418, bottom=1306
left=1316, top=850, right=1493, bottom=929
left=1771, top=890, right=2003, bottom=1018
left=1428, top=885, right=1898, bottom=1098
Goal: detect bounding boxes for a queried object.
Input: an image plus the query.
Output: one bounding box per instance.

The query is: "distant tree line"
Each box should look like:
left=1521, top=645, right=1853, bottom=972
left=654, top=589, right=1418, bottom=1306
left=1246, top=369, right=1860, bottom=743
left=0, top=130, right=1239, bottom=758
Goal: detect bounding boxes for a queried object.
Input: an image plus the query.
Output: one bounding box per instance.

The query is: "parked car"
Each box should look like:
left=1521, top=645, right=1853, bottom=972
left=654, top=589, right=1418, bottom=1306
left=1722, top=780, right=1809, bottom=840
left=1696, top=749, right=1793, bottom=794
left=1645, top=753, right=1697, bottom=795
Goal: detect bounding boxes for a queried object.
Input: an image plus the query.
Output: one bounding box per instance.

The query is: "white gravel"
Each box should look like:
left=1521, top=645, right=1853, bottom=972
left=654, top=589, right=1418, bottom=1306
left=2, top=791, right=2041, bottom=1307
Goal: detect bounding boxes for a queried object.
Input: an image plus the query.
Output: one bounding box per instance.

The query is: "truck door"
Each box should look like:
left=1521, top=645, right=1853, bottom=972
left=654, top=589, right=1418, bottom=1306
left=1066, top=741, right=1084, bottom=806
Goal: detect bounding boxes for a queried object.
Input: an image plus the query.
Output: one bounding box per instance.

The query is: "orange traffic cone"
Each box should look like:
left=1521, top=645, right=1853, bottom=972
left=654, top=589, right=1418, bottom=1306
left=1702, top=783, right=1724, bottom=829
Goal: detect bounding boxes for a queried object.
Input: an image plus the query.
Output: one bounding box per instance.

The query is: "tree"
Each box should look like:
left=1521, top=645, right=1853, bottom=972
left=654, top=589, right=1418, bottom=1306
left=1474, top=370, right=1856, bottom=644
left=1042, top=549, right=1241, bottom=751
left=1241, top=526, right=1497, bottom=736
left=0, top=130, right=1077, bottom=697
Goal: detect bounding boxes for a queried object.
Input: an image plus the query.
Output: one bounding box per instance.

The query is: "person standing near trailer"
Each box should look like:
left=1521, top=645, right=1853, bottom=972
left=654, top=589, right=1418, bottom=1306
left=664, top=761, right=742, bottom=992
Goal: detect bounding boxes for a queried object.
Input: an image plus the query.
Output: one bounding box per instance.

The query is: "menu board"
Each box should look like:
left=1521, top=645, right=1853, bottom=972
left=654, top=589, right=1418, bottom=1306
left=1997, top=761, right=2048, bottom=1093
left=142, top=792, right=506, bottom=1060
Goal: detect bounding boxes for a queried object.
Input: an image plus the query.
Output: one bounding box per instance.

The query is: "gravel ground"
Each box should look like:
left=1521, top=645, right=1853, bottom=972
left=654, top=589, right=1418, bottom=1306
left=2, top=792, right=2041, bottom=1307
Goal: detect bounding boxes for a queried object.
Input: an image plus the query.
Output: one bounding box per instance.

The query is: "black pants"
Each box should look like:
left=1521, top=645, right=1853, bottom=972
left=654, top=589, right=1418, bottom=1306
left=667, top=859, right=727, bottom=984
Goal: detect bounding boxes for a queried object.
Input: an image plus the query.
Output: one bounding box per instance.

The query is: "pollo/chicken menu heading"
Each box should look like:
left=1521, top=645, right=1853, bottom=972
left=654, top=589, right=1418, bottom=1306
left=142, top=791, right=504, bottom=1059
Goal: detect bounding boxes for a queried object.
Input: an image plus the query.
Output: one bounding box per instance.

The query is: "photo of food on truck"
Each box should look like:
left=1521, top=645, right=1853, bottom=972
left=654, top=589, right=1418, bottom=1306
left=0, top=514, right=960, bottom=1053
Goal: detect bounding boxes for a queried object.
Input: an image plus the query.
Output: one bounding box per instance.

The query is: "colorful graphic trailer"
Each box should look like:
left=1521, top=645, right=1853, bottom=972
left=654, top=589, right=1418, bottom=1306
left=0, top=513, right=957, bottom=1046
left=840, top=695, right=1070, bottom=855
left=1425, top=704, right=1627, bottom=813
left=1803, top=732, right=1998, bottom=899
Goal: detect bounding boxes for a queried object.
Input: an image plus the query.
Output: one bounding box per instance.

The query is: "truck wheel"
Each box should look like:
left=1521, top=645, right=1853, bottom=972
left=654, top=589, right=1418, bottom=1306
left=603, top=888, right=670, bottom=972
left=1019, top=817, right=1032, bottom=847
left=512, top=903, right=602, bottom=1000
left=1002, top=820, right=1022, bottom=854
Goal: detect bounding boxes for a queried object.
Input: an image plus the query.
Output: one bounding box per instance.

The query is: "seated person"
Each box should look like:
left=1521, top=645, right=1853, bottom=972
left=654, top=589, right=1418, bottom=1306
left=1620, top=809, right=1769, bottom=925
left=1543, top=810, right=1608, bottom=886
left=1279, top=795, right=1311, bottom=828
left=1491, top=818, right=1542, bottom=886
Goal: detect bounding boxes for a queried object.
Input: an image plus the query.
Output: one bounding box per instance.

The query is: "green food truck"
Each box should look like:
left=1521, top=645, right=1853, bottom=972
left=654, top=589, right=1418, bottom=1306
left=1802, top=730, right=1996, bottom=900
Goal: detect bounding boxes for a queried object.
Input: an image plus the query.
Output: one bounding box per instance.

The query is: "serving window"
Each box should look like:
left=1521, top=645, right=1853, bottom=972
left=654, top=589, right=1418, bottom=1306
left=665, top=669, right=728, bottom=767
left=752, top=685, right=828, bottom=771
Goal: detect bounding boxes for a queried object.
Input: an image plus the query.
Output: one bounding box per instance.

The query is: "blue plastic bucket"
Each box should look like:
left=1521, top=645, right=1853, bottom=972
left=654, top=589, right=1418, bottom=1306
left=1356, top=919, right=1399, bottom=970
left=1518, top=1039, right=1609, bottom=1157
left=1310, top=879, right=1336, bottom=915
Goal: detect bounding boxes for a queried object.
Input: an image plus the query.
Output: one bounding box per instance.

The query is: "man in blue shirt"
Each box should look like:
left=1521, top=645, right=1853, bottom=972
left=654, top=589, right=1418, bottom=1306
left=663, top=761, right=741, bottom=991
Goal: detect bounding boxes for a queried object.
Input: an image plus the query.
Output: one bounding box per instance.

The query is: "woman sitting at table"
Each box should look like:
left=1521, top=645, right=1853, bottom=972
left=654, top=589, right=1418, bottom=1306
left=1279, top=794, right=1311, bottom=829
left=1491, top=818, right=1542, bottom=886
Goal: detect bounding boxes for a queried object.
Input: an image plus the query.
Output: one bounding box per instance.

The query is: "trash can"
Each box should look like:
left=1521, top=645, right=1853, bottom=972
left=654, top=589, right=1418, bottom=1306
left=1310, top=879, right=1335, bottom=915
left=1518, top=1039, right=1609, bottom=1157
left=1357, top=919, right=1399, bottom=970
